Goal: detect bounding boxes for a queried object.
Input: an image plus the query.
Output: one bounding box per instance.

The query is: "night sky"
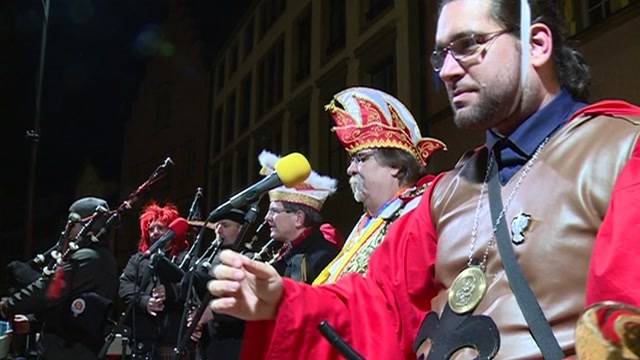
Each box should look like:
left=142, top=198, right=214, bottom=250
left=1, top=0, right=251, bottom=276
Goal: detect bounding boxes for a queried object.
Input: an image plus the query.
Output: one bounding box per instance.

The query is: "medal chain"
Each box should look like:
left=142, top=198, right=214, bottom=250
left=467, top=137, right=551, bottom=271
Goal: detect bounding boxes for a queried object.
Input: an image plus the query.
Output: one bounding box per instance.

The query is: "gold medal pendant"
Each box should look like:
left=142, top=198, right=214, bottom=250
left=448, top=266, right=487, bottom=314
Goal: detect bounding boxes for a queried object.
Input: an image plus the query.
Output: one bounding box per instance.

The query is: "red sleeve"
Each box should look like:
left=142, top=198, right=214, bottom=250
left=586, top=142, right=640, bottom=307
left=241, top=175, right=445, bottom=360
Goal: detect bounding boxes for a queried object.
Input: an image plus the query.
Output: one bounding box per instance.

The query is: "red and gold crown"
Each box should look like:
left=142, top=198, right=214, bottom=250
left=325, top=87, right=446, bottom=166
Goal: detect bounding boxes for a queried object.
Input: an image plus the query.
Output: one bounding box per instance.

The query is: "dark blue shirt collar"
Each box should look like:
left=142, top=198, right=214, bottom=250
left=485, top=89, right=587, bottom=183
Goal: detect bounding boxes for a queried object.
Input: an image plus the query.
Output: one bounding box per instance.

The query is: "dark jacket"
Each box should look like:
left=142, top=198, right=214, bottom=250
left=118, top=252, right=185, bottom=351
left=274, top=228, right=340, bottom=284
left=190, top=244, right=244, bottom=360
left=2, top=243, right=117, bottom=359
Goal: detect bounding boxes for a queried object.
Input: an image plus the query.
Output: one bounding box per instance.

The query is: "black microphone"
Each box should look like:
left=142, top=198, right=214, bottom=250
left=206, top=152, right=311, bottom=222
left=144, top=217, right=189, bottom=257
left=318, top=321, right=365, bottom=360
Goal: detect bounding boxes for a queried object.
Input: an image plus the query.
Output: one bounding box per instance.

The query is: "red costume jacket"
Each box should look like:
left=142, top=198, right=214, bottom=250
left=241, top=101, right=640, bottom=359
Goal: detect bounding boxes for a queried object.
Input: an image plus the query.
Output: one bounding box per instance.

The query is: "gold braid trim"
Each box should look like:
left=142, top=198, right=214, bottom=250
left=268, top=191, right=324, bottom=211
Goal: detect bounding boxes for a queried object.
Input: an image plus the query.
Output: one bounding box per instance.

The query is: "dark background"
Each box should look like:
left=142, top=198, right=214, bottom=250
left=1, top=0, right=251, bottom=292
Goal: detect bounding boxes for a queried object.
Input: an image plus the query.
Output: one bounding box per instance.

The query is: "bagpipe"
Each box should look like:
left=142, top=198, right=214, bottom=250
left=171, top=152, right=311, bottom=359
left=22, top=158, right=174, bottom=281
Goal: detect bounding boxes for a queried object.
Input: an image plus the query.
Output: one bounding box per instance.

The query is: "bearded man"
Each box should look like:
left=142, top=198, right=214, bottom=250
left=312, top=87, right=446, bottom=284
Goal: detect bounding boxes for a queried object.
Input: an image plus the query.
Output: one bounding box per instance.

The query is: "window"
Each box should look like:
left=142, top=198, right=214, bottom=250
left=225, top=93, right=236, bottom=143
left=259, top=0, right=287, bottom=38
left=294, top=9, right=311, bottom=82
left=292, top=111, right=310, bottom=156
left=244, top=19, right=254, bottom=58
left=366, top=0, right=393, bottom=22
left=240, top=75, right=252, bottom=131
left=213, top=107, right=223, bottom=154
left=369, top=56, right=396, bottom=96
left=258, top=36, right=284, bottom=115
left=567, top=0, right=639, bottom=32
left=326, top=0, right=346, bottom=56
left=209, top=167, right=220, bottom=205
left=358, top=30, right=397, bottom=95
left=222, top=161, right=233, bottom=197
left=318, top=72, right=347, bottom=177
left=216, top=62, right=225, bottom=90
left=254, top=125, right=273, bottom=157
left=328, top=121, right=348, bottom=181
left=237, top=151, right=249, bottom=187
left=273, top=124, right=282, bottom=154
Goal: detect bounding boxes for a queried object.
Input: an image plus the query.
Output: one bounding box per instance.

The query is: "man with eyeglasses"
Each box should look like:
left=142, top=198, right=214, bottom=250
left=208, top=1, right=640, bottom=357
left=207, top=88, right=445, bottom=357
left=311, top=87, right=446, bottom=285
left=259, top=150, right=342, bottom=284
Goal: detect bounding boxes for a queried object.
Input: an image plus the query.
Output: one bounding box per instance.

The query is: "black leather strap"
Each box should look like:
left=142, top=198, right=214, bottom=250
left=486, top=161, right=564, bottom=360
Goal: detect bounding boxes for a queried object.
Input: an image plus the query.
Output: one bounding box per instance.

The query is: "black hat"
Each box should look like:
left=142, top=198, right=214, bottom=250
left=69, top=197, right=109, bottom=218
left=69, top=197, right=110, bottom=231
left=218, top=208, right=245, bottom=223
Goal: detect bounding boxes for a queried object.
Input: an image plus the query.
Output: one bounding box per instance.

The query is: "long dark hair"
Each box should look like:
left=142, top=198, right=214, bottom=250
left=438, top=0, right=590, bottom=100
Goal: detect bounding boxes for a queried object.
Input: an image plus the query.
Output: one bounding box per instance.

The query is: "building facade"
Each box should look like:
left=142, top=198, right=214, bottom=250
left=118, top=1, right=211, bottom=263
left=209, top=0, right=640, bottom=234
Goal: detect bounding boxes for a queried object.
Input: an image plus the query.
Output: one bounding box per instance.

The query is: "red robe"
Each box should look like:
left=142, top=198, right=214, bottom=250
left=241, top=101, right=640, bottom=359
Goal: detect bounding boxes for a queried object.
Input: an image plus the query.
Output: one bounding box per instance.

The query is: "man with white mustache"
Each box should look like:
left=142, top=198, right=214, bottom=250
left=311, top=87, right=447, bottom=285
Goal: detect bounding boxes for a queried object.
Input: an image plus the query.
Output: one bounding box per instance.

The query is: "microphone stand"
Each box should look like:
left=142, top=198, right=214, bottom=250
left=173, top=201, right=261, bottom=360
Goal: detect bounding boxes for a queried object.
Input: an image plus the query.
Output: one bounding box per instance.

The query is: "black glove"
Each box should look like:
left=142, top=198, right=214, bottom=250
left=7, top=261, right=40, bottom=289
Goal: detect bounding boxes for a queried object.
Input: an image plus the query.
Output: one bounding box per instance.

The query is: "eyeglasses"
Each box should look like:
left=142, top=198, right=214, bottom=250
left=348, top=150, right=377, bottom=167
left=430, top=30, right=510, bottom=72
left=266, top=207, right=293, bottom=216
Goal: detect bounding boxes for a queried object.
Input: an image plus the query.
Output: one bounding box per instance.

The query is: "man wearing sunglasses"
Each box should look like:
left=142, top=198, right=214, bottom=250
left=208, top=1, right=640, bottom=358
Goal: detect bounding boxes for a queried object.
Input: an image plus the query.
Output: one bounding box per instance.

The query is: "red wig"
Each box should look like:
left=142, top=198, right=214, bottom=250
left=138, top=202, right=188, bottom=256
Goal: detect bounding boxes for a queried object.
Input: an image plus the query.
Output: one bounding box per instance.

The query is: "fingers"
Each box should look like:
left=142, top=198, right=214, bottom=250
left=152, top=286, right=166, bottom=300
left=147, top=297, right=165, bottom=316
left=213, top=253, right=277, bottom=281
left=207, top=279, right=240, bottom=297
left=243, top=259, right=278, bottom=280
left=213, top=264, right=246, bottom=282
left=191, top=326, right=202, bottom=342
left=218, top=250, right=250, bottom=268
left=209, top=297, right=237, bottom=313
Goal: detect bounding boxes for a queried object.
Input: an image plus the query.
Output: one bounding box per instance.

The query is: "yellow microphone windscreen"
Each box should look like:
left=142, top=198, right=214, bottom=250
left=275, top=152, right=311, bottom=187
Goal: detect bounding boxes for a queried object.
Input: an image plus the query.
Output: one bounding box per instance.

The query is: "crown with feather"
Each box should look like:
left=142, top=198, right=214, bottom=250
left=258, top=150, right=337, bottom=211
left=325, top=87, right=446, bottom=166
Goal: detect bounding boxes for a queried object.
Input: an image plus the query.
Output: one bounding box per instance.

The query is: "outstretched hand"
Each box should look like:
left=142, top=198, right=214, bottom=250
left=207, top=250, right=283, bottom=321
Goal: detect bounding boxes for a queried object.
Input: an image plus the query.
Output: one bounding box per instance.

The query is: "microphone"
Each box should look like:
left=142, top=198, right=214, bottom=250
left=206, top=152, right=311, bottom=221
left=144, top=217, right=189, bottom=257
left=318, top=321, right=365, bottom=360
